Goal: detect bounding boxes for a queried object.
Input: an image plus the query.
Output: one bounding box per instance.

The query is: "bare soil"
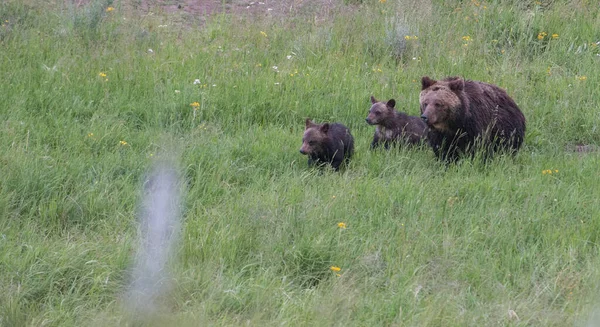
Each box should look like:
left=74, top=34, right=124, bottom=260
left=132, top=0, right=338, bottom=18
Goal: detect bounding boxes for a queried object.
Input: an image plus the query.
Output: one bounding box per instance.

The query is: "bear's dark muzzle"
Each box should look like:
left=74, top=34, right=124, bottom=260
left=420, top=115, right=428, bottom=123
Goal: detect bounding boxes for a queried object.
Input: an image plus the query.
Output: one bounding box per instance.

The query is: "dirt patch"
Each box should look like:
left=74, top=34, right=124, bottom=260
left=566, top=143, right=599, bottom=153
left=139, top=0, right=336, bottom=16
left=95, top=0, right=342, bottom=23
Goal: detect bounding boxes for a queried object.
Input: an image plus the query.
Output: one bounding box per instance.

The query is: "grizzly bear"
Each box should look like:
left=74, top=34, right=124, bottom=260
left=419, top=76, right=526, bottom=162
left=366, top=96, right=428, bottom=149
left=299, top=119, right=354, bottom=171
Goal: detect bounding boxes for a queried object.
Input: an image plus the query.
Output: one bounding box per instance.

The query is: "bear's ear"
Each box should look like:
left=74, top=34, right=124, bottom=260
left=305, top=118, right=314, bottom=129
left=421, top=76, right=437, bottom=90
left=371, top=95, right=378, bottom=104
left=320, top=123, right=330, bottom=134
left=447, top=78, right=465, bottom=92
left=386, top=99, right=396, bottom=109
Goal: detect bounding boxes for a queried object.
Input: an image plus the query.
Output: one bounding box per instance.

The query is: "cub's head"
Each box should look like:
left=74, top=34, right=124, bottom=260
left=366, top=96, right=396, bottom=125
left=419, top=76, right=464, bottom=132
left=300, top=118, right=329, bottom=155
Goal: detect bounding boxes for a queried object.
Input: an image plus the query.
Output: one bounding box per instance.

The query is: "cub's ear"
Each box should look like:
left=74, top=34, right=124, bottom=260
left=421, top=76, right=437, bottom=90
left=386, top=99, right=396, bottom=109
left=370, top=95, right=378, bottom=104
left=305, top=118, right=314, bottom=129
left=447, top=78, right=465, bottom=92
left=320, top=123, right=330, bottom=134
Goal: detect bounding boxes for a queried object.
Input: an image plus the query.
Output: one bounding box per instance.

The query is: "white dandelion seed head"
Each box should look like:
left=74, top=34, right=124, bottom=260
left=193, top=79, right=201, bottom=85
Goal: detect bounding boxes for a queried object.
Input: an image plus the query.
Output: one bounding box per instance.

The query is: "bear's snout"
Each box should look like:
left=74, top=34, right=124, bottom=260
left=365, top=118, right=371, bottom=124
left=299, top=148, right=306, bottom=155
left=420, top=114, right=428, bottom=123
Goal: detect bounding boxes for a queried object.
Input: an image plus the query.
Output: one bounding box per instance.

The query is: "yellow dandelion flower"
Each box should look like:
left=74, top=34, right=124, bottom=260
left=106, top=6, right=114, bottom=12
left=537, top=32, right=547, bottom=40
left=120, top=140, right=128, bottom=146
left=190, top=102, right=200, bottom=107
left=87, top=133, right=94, bottom=138
left=330, top=266, right=341, bottom=272
left=554, top=169, right=558, bottom=173
left=380, top=0, right=386, bottom=3
left=260, top=31, right=267, bottom=37
left=462, top=36, right=471, bottom=42
left=577, top=75, right=587, bottom=81
left=551, top=33, right=559, bottom=39
left=99, top=72, right=107, bottom=78
left=337, top=222, right=347, bottom=229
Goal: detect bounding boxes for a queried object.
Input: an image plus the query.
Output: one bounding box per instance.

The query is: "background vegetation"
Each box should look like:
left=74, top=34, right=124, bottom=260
left=1, top=0, right=599, bottom=325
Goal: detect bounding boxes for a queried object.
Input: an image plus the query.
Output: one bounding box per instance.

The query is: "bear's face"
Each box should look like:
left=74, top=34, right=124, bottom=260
left=366, top=96, right=396, bottom=125
left=419, top=77, right=463, bottom=133
left=300, top=119, right=329, bottom=156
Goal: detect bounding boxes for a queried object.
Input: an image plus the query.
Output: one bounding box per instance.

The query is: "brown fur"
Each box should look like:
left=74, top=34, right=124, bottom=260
left=419, top=76, right=526, bottom=162
left=366, top=96, right=428, bottom=149
left=299, top=119, right=354, bottom=171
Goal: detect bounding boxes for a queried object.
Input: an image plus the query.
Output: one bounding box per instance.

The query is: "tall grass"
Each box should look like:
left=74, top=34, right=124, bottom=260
left=1, top=0, right=600, bottom=325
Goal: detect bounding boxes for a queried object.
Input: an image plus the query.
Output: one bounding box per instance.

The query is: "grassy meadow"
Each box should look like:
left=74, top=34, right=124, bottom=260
left=1, top=0, right=600, bottom=325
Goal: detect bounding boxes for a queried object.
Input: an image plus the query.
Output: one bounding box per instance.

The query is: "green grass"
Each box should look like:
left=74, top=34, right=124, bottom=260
left=1, top=0, right=600, bottom=325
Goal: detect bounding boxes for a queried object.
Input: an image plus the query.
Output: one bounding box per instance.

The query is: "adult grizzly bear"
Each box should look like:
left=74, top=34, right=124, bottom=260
left=366, top=96, right=427, bottom=149
left=299, top=118, right=354, bottom=171
left=419, top=76, right=526, bottom=162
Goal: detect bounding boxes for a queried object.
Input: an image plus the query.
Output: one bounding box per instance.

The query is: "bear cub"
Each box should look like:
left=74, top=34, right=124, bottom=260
left=299, top=118, right=354, bottom=171
left=366, top=96, right=428, bottom=149
left=419, top=76, right=526, bottom=162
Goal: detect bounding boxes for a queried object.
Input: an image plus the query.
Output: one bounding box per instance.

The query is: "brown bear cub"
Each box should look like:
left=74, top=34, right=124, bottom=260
left=419, top=76, right=526, bottom=163
left=366, top=96, right=428, bottom=149
left=299, top=119, right=354, bottom=171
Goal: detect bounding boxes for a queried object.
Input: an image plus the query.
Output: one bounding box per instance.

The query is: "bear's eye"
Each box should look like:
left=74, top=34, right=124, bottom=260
left=308, top=141, right=316, bottom=146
